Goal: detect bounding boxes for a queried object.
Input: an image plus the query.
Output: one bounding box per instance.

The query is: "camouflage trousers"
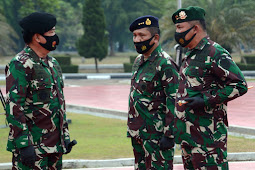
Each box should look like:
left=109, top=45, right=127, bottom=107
left=181, top=144, right=228, bottom=170
left=12, top=148, right=63, bottom=170
left=131, top=137, right=174, bottom=170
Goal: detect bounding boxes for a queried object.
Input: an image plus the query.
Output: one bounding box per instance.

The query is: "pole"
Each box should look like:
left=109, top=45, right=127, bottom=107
left=175, top=0, right=183, bottom=68
left=0, top=89, right=6, bottom=112
left=177, top=0, right=182, bottom=9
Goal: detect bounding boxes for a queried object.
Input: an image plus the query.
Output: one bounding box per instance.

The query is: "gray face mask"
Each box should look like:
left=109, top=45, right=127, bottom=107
left=174, top=26, right=196, bottom=47
left=39, top=34, right=59, bottom=51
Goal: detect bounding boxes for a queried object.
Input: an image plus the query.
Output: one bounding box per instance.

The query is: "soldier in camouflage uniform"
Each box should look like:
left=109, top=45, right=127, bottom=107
left=5, top=12, right=74, bottom=169
left=172, top=6, right=248, bottom=169
left=127, top=15, right=179, bottom=170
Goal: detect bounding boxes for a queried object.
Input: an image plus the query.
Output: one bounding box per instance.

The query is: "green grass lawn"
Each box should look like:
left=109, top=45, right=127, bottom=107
left=1, top=113, right=255, bottom=163
left=0, top=113, right=134, bottom=163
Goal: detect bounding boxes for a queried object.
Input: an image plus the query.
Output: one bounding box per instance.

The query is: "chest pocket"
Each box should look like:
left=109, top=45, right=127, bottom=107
left=139, top=67, right=157, bottom=96
left=187, top=54, right=208, bottom=78
left=35, top=81, right=51, bottom=103
left=32, top=65, right=52, bottom=103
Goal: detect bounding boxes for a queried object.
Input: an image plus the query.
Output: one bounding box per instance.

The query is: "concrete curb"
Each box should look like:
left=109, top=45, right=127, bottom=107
left=66, top=104, right=127, bottom=120
left=63, top=73, right=132, bottom=80
left=1, top=153, right=255, bottom=169
left=66, top=104, right=255, bottom=137
left=229, top=125, right=255, bottom=136
left=62, top=158, right=134, bottom=169
left=79, top=64, right=123, bottom=70
left=62, top=152, right=255, bottom=168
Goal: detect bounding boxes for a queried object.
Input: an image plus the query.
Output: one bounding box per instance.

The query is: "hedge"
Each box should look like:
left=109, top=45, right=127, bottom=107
left=55, top=56, right=71, bottom=65
left=123, top=55, right=137, bottom=73
left=236, top=63, right=255, bottom=71
left=241, top=55, right=255, bottom=64
left=130, top=56, right=137, bottom=64
left=123, top=63, right=133, bottom=73
left=60, top=65, right=79, bottom=73
left=54, top=55, right=78, bottom=73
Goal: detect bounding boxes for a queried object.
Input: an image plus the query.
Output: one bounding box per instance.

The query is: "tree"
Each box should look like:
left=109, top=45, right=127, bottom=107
left=0, top=7, right=19, bottom=56
left=2, top=0, right=23, bottom=50
left=2, top=0, right=62, bottom=51
left=103, top=0, right=168, bottom=55
left=161, top=0, right=255, bottom=53
left=76, top=0, right=108, bottom=73
left=55, top=1, right=83, bottom=51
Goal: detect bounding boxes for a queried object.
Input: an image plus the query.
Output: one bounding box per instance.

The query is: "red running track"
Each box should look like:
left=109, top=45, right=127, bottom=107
left=64, top=82, right=255, bottom=128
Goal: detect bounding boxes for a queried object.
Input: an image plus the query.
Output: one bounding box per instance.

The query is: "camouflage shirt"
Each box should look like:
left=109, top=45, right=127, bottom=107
left=127, top=45, right=179, bottom=140
left=5, top=46, right=70, bottom=153
left=175, top=36, right=248, bottom=147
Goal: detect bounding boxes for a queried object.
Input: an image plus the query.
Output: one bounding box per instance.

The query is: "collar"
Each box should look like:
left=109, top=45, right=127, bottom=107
left=145, top=44, right=163, bottom=62
left=24, top=46, right=40, bottom=62
left=193, top=36, right=210, bottom=50
left=184, top=36, right=210, bottom=58
left=24, top=46, right=51, bottom=67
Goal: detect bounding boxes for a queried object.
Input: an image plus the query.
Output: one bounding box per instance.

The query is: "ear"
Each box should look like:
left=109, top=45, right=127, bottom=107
left=33, top=33, right=41, bottom=43
left=194, top=25, right=199, bottom=33
left=154, top=34, right=160, bottom=43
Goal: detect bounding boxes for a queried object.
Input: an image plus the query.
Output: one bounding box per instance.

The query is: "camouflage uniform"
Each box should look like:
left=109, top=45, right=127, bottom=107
left=127, top=45, right=179, bottom=170
left=174, top=36, right=248, bottom=169
left=5, top=46, right=70, bottom=169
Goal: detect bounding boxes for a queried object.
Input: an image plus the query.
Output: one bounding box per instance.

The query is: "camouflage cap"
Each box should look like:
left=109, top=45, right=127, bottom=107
left=129, top=15, right=159, bottom=32
left=172, top=6, right=205, bottom=24
left=19, top=12, right=56, bottom=34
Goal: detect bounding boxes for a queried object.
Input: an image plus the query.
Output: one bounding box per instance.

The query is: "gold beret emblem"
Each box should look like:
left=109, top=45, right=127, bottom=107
left=179, top=11, right=187, bottom=20
left=145, top=18, right=151, bottom=25
left=141, top=45, right=147, bottom=51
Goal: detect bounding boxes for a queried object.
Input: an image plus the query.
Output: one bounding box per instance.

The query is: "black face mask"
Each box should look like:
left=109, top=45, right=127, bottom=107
left=39, top=34, right=59, bottom=51
left=175, top=26, right=196, bottom=47
left=134, top=36, right=155, bottom=54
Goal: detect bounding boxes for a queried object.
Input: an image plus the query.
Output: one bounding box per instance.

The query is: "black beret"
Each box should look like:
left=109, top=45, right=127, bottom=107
left=172, top=6, right=205, bottom=24
left=129, top=15, right=159, bottom=32
left=19, top=12, right=57, bottom=34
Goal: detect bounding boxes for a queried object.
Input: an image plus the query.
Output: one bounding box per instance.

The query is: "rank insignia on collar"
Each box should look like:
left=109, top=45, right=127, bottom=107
left=145, top=18, right=151, bottom=25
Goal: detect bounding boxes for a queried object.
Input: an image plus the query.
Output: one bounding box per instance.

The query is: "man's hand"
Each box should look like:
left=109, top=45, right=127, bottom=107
left=185, top=97, right=205, bottom=110
left=64, top=139, right=77, bottom=154
left=159, top=136, right=174, bottom=151
left=20, top=145, right=36, bottom=168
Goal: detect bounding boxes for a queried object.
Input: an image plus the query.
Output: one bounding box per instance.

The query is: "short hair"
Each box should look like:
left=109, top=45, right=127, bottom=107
left=199, top=19, right=206, bottom=31
left=22, top=30, right=35, bottom=44
left=146, top=27, right=160, bottom=36
left=189, top=20, right=206, bottom=31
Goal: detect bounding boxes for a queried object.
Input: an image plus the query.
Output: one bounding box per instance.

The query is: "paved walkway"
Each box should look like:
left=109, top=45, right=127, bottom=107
left=1, top=79, right=254, bottom=128
left=64, top=81, right=255, bottom=128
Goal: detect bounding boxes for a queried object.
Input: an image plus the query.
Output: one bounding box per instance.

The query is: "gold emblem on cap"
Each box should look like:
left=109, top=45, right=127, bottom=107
left=145, top=18, right=151, bottom=25
left=141, top=45, right=147, bottom=51
left=179, top=11, right=187, bottom=20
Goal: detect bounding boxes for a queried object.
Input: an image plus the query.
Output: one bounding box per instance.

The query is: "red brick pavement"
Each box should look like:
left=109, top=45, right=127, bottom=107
left=64, top=82, right=255, bottom=128
left=1, top=82, right=254, bottom=128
